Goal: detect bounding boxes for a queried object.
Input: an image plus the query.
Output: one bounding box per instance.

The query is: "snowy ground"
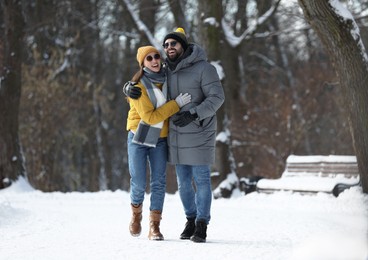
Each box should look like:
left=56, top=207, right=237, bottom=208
left=1, top=178, right=367, bottom=260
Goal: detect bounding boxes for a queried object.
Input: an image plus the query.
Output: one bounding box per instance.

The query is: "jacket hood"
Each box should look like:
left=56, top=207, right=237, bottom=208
left=168, top=43, right=207, bottom=72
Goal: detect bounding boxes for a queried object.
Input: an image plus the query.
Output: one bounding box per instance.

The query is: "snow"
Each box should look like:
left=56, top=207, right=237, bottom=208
left=257, top=155, right=360, bottom=193
left=216, top=131, right=228, bottom=143
left=215, top=172, right=238, bottom=190
left=203, top=17, right=219, bottom=27
left=1, top=177, right=367, bottom=260
left=287, top=154, right=356, bottom=163
left=122, top=0, right=160, bottom=51
left=210, top=61, right=225, bottom=80
left=329, top=0, right=368, bottom=63
left=257, top=176, right=359, bottom=193
left=221, top=2, right=278, bottom=48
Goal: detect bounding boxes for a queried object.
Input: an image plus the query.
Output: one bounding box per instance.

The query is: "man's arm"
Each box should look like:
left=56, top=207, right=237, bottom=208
left=189, top=63, right=225, bottom=120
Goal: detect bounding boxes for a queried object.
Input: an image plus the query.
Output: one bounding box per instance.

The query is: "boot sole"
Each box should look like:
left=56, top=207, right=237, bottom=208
left=190, top=235, right=206, bottom=243
left=130, top=232, right=141, bottom=237
left=149, top=236, right=164, bottom=241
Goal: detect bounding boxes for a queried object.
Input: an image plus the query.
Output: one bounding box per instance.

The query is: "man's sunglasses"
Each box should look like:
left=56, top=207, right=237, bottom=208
left=146, top=53, right=161, bottom=62
left=163, top=41, right=178, bottom=49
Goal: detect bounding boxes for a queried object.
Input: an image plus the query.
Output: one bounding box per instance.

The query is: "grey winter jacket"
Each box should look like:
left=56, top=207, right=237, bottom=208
left=166, top=44, right=225, bottom=165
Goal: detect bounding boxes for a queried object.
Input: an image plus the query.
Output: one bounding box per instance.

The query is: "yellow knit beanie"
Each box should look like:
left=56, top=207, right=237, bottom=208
left=136, top=46, right=160, bottom=67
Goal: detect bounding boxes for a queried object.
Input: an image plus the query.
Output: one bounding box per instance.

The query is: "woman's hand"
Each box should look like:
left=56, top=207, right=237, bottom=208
left=175, top=93, right=191, bottom=108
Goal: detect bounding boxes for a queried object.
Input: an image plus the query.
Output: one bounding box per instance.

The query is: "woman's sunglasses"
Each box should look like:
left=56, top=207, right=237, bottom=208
left=146, top=53, right=161, bottom=62
left=163, top=41, right=177, bottom=49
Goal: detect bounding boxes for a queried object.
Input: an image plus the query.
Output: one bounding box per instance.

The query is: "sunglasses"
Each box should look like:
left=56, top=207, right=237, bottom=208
left=146, top=53, right=161, bottom=62
left=163, top=41, right=178, bottom=49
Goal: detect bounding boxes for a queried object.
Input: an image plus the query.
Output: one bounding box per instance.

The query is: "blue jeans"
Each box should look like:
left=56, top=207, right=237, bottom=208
left=127, top=131, right=167, bottom=211
left=175, top=164, right=212, bottom=224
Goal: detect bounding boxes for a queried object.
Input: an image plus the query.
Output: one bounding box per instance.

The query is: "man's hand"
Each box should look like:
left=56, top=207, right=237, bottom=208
left=123, top=81, right=142, bottom=99
left=173, top=111, right=198, bottom=127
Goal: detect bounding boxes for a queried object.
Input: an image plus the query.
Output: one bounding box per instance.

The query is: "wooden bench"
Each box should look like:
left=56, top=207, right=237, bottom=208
left=256, top=155, right=360, bottom=197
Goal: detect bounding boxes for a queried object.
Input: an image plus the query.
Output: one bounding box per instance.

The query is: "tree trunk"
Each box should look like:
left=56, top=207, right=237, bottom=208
left=198, top=0, right=236, bottom=197
left=167, top=0, right=190, bottom=36
left=0, top=0, right=25, bottom=188
left=298, top=0, right=368, bottom=193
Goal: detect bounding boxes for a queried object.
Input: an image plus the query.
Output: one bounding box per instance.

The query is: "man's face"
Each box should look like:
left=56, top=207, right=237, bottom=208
left=163, top=39, right=184, bottom=62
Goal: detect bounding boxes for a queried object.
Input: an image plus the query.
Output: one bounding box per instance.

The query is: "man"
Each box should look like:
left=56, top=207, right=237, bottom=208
left=124, top=28, right=225, bottom=243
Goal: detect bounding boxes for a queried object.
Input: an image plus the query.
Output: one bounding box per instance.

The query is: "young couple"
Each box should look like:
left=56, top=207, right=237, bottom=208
left=125, top=28, right=225, bottom=243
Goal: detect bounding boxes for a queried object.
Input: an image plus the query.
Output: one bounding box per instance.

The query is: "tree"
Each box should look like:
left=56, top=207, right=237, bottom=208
left=207, top=0, right=282, bottom=197
left=9, top=0, right=361, bottom=194
left=298, top=0, right=368, bottom=193
left=196, top=0, right=237, bottom=198
left=0, top=0, right=25, bottom=188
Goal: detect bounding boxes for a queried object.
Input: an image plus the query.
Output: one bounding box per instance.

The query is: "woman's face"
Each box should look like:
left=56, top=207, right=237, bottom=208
left=143, top=52, right=161, bottom=72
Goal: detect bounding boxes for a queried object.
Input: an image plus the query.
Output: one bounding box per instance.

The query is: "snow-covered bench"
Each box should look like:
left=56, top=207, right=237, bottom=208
left=256, top=155, right=360, bottom=197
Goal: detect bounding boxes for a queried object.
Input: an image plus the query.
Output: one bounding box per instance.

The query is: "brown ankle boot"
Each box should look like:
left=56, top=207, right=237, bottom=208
left=129, top=204, right=142, bottom=237
left=148, top=210, right=164, bottom=240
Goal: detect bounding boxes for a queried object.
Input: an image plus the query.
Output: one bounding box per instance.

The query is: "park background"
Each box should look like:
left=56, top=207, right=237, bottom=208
left=1, top=0, right=368, bottom=195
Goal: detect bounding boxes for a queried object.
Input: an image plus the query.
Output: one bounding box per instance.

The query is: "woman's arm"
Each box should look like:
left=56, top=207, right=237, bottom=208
left=130, top=84, right=180, bottom=125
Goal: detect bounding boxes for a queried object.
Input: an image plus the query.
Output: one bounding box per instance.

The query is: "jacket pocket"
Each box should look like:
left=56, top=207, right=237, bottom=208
left=198, top=116, right=216, bottom=129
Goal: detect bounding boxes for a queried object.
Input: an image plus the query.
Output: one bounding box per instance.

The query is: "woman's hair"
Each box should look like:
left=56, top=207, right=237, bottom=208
left=131, top=67, right=143, bottom=82
left=125, top=67, right=144, bottom=103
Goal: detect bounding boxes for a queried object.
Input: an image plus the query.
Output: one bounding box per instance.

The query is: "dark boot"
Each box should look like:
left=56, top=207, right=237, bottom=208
left=180, top=217, right=196, bottom=240
left=148, top=210, right=164, bottom=240
left=190, top=220, right=207, bottom=243
left=129, top=204, right=142, bottom=237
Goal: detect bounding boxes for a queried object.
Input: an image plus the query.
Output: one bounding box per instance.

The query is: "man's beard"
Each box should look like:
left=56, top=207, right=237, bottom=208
left=167, top=49, right=183, bottom=62
left=168, top=55, right=177, bottom=62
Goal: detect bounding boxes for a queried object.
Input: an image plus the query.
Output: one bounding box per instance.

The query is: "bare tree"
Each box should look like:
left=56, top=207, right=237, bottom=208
left=0, top=0, right=25, bottom=188
left=167, top=0, right=190, bottom=34
left=196, top=0, right=236, bottom=198
left=118, top=0, right=161, bottom=48
left=10, top=0, right=362, bottom=194
left=207, top=0, right=281, bottom=197
left=298, top=0, right=368, bottom=193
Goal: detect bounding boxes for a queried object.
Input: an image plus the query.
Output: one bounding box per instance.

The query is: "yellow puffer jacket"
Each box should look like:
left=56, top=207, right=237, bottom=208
left=126, top=82, right=179, bottom=138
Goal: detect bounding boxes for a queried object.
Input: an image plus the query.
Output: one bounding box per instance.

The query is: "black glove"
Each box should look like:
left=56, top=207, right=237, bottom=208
left=123, top=81, right=142, bottom=99
left=173, top=111, right=198, bottom=127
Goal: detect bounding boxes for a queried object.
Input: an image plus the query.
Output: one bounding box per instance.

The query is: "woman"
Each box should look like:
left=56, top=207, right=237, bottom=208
left=126, top=45, right=191, bottom=241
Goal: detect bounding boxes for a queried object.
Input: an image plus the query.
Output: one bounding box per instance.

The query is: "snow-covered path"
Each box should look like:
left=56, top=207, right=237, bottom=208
left=1, top=179, right=367, bottom=260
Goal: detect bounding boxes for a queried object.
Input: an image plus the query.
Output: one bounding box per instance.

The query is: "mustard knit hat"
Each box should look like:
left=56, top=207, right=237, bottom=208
left=163, top=27, right=188, bottom=50
left=136, top=46, right=160, bottom=67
